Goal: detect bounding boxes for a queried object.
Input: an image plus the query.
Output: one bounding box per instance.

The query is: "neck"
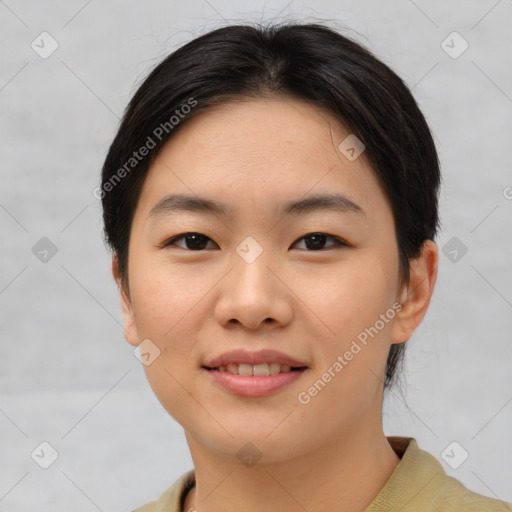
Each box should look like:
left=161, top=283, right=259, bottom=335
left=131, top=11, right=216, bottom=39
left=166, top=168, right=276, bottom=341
left=183, top=422, right=400, bottom=512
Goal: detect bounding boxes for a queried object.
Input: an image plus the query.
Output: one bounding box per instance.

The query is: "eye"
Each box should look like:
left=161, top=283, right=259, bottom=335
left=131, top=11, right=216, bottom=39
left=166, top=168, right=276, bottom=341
left=292, top=232, right=347, bottom=251
left=162, top=233, right=218, bottom=251
left=162, top=232, right=347, bottom=251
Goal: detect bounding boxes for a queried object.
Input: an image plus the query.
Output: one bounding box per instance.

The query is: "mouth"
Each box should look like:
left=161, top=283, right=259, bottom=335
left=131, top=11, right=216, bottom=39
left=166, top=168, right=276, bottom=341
left=202, top=365, right=308, bottom=397
left=202, top=363, right=308, bottom=376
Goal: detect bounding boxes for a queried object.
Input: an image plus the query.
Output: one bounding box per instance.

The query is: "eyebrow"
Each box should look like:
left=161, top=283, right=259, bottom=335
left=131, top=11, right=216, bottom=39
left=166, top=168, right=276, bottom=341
left=148, top=192, right=365, bottom=220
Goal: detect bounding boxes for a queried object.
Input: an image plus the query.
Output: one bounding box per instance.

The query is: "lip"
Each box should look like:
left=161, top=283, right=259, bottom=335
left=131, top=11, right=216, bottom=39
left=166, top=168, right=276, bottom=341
left=202, top=349, right=308, bottom=369
left=203, top=367, right=308, bottom=397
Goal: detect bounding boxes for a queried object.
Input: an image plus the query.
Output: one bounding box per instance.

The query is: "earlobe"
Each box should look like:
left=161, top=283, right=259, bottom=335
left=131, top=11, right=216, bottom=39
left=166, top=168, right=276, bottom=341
left=391, top=240, right=439, bottom=344
left=111, top=254, right=140, bottom=347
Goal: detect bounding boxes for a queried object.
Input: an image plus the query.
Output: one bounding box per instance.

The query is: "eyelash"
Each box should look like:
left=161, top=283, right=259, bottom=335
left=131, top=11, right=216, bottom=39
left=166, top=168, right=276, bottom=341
left=161, top=232, right=348, bottom=251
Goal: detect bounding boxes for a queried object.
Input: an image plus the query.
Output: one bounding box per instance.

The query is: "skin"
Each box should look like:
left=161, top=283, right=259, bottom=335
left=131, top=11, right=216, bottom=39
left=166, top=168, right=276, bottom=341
left=112, top=97, right=438, bottom=512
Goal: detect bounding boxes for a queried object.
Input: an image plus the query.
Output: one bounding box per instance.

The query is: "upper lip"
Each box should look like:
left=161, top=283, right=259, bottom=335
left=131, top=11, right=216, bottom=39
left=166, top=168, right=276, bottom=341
left=203, top=349, right=308, bottom=368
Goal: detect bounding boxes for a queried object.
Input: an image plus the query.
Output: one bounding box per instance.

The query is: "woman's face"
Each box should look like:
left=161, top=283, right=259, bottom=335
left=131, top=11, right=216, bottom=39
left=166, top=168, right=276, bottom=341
left=117, top=97, right=409, bottom=463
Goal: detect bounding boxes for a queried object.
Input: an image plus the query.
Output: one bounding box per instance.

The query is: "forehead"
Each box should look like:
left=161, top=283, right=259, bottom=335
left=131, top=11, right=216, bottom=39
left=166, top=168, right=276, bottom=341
left=162, top=97, right=360, bottom=172
left=135, top=98, right=390, bottom=224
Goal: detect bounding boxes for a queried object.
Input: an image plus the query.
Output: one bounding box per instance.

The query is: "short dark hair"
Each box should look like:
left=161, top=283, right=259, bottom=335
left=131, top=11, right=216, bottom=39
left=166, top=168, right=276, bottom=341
left=100, top=21, right=441, bottom=392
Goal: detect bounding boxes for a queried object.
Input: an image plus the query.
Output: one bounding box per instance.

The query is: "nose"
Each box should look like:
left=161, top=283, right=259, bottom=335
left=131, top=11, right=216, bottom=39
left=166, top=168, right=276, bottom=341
left=213, top=244, right=294, bottom=331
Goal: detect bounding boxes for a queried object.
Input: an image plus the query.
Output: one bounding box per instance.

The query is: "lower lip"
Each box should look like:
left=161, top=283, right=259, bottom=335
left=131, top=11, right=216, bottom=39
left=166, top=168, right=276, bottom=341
left=203, top=368, right=307, bottom=397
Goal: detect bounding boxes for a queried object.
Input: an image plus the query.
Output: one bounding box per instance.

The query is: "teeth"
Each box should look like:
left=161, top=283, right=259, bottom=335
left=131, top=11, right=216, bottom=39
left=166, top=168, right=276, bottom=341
left=238, top=364, right=253, bottom=376
left=227, top=363, right=238, bottom=374
left=253, top=363, right=270, bottom=376
left=215, top=363, right=297, bottom=375
left=269, top=363, right=281, bottom=375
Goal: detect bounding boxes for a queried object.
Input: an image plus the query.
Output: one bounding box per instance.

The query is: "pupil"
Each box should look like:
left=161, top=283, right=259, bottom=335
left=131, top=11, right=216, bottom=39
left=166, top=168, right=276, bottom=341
left=306, top=233, right=326, bottom=250
left=186, top=234, right=208, bottom=250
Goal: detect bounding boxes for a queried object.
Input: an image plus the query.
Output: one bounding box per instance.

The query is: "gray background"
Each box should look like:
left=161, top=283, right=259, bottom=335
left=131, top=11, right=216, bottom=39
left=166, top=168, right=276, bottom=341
left=1, top=0, right=511, bottom=510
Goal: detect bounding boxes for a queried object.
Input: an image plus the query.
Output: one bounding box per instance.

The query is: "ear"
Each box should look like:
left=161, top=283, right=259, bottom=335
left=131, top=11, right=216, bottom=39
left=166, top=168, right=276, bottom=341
left=112, top=253, right=139, bottom=347
left=391, top=240, right=439, bottom=344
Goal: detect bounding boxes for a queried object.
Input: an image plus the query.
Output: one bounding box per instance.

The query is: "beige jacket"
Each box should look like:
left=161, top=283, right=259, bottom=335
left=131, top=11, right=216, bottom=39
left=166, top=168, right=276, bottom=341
left=132, top=436, right=511, bottom=511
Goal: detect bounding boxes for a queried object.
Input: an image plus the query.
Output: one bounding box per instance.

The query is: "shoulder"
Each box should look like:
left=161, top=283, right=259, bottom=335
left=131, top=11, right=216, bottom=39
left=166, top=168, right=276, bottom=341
left=130, top=501, right=157, bottom=512
left=430, top=472, right=511, bottom=511
left=129, top=469, right=196, bottom=512
left=367, top=437, right=512, bottom=512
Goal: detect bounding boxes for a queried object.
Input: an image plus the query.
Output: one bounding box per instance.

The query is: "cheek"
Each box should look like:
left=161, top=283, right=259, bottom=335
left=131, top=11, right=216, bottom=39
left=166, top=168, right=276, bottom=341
left=300, top=253, right=398, bottom=339
left=129, top=252, right=208, bottom=339
left=297, top=251, right=399, bottom=402
left=129, top=255, right=209, bottom=426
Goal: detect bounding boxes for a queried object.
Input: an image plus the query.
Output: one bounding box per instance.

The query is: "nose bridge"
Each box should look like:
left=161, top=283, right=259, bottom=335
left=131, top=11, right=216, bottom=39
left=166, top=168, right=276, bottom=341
left=235, top=235, right=266, bottom=267
left=231, top=235, right=273, bottom=296
left=214, top=235, right=292, bottom=329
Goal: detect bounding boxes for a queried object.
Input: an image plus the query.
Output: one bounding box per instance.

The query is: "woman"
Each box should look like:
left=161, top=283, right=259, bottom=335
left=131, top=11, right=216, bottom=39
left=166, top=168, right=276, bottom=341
left=99, top=22, right=510, bottom=512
